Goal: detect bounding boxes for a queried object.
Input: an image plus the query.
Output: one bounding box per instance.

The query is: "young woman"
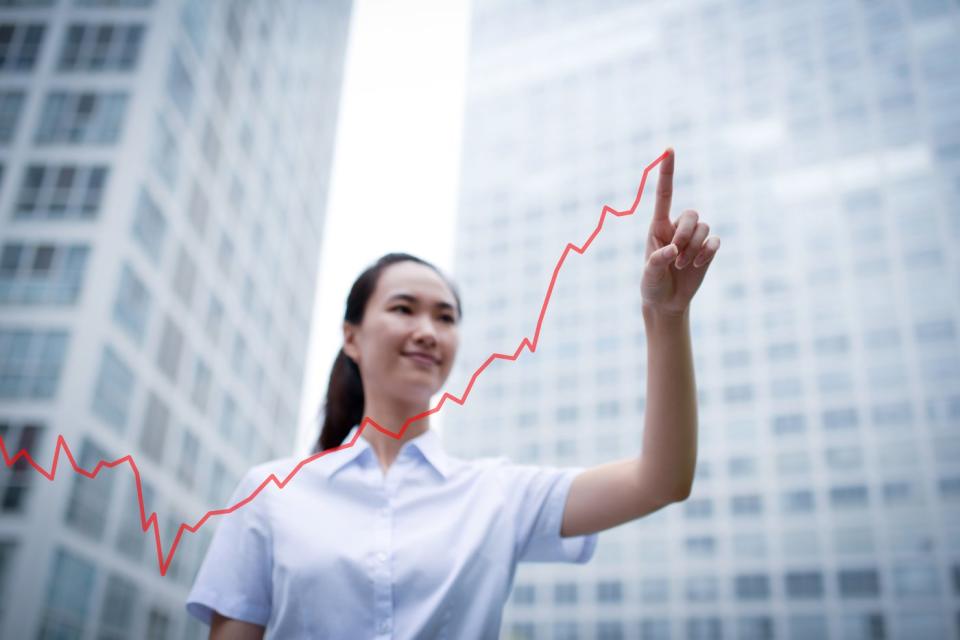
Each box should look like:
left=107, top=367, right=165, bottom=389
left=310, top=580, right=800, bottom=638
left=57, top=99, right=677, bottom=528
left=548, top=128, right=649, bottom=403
left=186, top=149, right=720, bottom=638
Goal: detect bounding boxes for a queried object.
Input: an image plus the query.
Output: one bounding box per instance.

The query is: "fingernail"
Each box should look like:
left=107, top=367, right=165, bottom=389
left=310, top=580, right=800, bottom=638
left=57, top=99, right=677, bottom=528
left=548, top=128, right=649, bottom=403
left=676, top=253, right=688, bottom=269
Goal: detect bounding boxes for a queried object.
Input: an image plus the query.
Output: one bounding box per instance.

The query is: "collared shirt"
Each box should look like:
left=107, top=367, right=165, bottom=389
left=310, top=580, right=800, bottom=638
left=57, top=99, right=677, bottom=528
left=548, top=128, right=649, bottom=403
left=186, top=424, right=599, bottom=638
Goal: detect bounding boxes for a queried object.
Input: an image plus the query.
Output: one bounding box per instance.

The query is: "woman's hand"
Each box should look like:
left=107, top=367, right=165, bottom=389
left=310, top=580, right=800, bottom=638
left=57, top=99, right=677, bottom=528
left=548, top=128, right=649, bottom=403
left=641, top=148, right=720, bottom=317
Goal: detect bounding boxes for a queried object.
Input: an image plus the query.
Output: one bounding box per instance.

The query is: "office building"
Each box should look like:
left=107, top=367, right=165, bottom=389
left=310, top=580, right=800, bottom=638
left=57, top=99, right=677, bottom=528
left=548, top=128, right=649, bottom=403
left=0, top=0, right=351, bottom=637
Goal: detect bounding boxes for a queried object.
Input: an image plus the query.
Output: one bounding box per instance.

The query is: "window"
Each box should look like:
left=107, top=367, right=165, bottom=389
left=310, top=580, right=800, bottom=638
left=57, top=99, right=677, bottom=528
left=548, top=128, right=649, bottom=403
left=97, top=573, right=138, bottom=640
left=0, top=23, right=45, bottom=71
left=822, top=407, right=859, bottom=430
left=190, top=357, right=211, bottom=412
left=115, top=480, right=154, bottom=561
left=685, top=575, right=718, bottom=602
left=130, top=188, right=166, bottom=265
left=728, top=456, right=756, bottom=477
left=156, top=316, right=183, bottom=382
left=0, top=540, right=16, bottom=624
left=685, top=536, right=716, bottom=557
left=207, top=458, right=227, bottom=506
left=830, top=485, right=869, bottom=509
left=892, top=563, right=939, bottom=597
left=777, top=451, right=811, bottom=475
left=15, top=164, right=108, bottom=219
left=733, top=533, right=766, bottom=558
left=187, top=180, right=210, bottom=237
left=150, top=113, right=178, bottom=187
left=840, top=613, right=885, bottom=639
left=76, top=0, right=153, bottom=6
left=640, top=577, right=669, bottom=602
left=731, top=494, right=763, bottom=516
left=205, top=294, right=223, bottom=344
left=218, top=393, right=237, bottom=438
left=554, top=582, right=577, bottom=604
left=0, top=242, right=89, bottom=304
left=640, top=619, right=671, bottom=640
left=35, top=91, right=128, bottom=144
left=788, top=615, right=827, bottom=639
left=91, top=346, right=135, bottom=431
left=216, top=232, right=234, bottom=276
left=597, top=621, right=623, bottom=640
left=0, top=90, right=25, bottom=143
left=735, top=574, right=770, bottom=600
left=512, top=583, right=534, bottom=605
left=166, top=50, right=194, bottom=118
left=64, top=437, right=115, bottom=538
left=0, top=421, right=43, bottom=512
left=825, top=446, right=863, bottom=471
left=737, top=616, right=773, bottom=640
left=871, top=400, right=913, bottom=430
left=112, top=264, right=150, bottom=344
left=0, top=328, right=68, bottom=398
left=59, top=23, right=144, bottom=71
left=146, top=606, right=170, bottom=640
left=838, top=568, right=881, bottom=598
left=596, top=580, right=622, bottom=603
left=201, top=117, right=221, bottom=171
left=172, top=246, right=196, bottom=307
left=683, top=498, right=713, bottom=518
left=139, top=391, right=170, bottom=463
left=785, top=571, right=823, bottom=598
left=181, top=0, right=211, bottom=56
left=38, top=547, right=96, bottom=638
left=176, top=428, right=200, bottom=489
left=772, top=413, right=805, bottom=435
left=781, top=489, right=815, bottom=514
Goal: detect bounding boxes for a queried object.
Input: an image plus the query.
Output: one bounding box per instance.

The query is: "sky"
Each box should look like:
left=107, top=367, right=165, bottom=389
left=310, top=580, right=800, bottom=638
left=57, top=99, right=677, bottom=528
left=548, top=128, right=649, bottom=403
left=294, top=0, right=472, bottom=453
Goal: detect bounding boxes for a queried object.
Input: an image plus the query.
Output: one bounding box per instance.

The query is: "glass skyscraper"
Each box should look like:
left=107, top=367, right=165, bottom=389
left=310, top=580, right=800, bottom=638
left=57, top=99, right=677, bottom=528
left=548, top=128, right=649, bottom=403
left=447, top=1, right=959, bottom=638
left=0, top=0, right=351, bottom=637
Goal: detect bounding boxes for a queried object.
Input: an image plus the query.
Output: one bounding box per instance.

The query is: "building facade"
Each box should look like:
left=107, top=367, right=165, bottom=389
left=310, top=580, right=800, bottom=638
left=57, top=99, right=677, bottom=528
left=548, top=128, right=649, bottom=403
left=446, top=0, right=960, bottom=638
left=0, top=0, right=351, bottom=637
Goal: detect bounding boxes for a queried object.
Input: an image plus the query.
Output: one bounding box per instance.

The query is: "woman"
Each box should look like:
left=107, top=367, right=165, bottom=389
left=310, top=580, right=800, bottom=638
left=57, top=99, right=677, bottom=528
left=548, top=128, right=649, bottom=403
left=186, top=149, right=720, bottom=638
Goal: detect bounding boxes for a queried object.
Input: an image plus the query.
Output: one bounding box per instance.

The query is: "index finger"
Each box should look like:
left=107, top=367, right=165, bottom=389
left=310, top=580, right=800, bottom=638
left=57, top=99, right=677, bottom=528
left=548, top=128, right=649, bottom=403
left=653, top=147, right=674, bottom=223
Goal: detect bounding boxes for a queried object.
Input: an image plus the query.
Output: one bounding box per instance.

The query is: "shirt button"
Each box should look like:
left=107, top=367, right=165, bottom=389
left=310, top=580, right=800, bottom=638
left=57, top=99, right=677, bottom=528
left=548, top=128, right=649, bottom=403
left=377, top=552, right=387, bottom=562
left=380, top=507, right=389, bottom=517
left=378, top=621, right=389, bottom=633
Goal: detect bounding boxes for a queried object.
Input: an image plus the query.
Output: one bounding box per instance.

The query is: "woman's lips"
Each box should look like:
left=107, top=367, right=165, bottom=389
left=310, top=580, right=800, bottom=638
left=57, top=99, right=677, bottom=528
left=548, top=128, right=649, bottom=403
left=404, top=353, right=438, bottom=366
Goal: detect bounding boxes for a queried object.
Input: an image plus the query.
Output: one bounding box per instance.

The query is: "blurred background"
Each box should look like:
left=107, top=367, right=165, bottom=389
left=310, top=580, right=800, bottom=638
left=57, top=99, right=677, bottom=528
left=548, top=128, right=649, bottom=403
left=1, top=0, right=958, bottom=639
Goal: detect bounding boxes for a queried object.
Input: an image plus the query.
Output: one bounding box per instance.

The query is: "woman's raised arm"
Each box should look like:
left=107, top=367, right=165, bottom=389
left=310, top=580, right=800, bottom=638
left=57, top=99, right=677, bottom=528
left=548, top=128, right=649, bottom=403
left=210, top=611, right=265, bottom=640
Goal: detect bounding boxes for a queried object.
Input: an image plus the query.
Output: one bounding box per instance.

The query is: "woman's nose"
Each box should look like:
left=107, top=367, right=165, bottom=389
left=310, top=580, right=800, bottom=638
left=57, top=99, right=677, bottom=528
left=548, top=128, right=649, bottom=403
left=413, top=314, right=438, bottom=343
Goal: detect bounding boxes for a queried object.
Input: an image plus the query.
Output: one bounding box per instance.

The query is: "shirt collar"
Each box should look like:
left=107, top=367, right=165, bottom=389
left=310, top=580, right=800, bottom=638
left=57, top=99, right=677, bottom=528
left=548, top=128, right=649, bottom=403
left=324, top=424, right=451, bottom=481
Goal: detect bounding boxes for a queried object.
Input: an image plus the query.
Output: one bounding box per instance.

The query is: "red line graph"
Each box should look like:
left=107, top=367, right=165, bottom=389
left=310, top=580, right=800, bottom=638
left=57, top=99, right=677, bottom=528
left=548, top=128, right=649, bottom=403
left=0, top=150, right=669, bottom=577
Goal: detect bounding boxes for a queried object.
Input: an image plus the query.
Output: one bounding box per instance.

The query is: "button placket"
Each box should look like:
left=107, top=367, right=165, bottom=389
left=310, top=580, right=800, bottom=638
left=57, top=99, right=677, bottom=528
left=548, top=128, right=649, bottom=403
left=372, top=483, right=394, bottom=637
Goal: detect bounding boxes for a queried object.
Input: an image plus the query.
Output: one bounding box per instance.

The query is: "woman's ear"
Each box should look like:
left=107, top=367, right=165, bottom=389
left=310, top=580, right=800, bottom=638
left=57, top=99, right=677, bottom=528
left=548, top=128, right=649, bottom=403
left=342, top=321, right=359, bottom=363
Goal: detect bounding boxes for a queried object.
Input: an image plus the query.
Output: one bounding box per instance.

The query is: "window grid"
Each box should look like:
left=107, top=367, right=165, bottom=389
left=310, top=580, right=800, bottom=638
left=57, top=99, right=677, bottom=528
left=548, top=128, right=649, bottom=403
left=0, top=23, right=45, bottom=71
left=0, top=242, right=89, bottom=305
left=0, top=421, right=43, bottom=512
left=35, top=91, right=128, bottom=144
left=15, top=164, right=108, bottom=220
left=59, top=22, right=144, bottom=71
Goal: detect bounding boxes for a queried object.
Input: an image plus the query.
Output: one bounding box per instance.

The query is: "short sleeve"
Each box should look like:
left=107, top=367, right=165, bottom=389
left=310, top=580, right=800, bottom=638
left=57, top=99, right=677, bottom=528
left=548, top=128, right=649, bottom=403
left=505, top=463, right=599, bottom=564
left=185, top=468, right=273, bottom=626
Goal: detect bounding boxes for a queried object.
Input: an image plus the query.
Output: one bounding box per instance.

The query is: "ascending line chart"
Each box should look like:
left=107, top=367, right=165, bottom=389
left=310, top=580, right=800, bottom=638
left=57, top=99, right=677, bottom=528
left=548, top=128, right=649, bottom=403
left=0, top=149, right=671, bottom=577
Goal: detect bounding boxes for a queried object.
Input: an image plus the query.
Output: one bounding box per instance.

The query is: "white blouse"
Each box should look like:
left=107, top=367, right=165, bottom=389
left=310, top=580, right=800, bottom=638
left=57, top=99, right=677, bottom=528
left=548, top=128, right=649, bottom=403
left=186, top=424, right=598, bottom=638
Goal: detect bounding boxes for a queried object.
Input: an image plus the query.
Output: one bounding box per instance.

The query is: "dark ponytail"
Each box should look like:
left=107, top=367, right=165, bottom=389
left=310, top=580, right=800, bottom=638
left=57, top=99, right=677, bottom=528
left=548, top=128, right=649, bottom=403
left=314, top=252, right=463, bottom=453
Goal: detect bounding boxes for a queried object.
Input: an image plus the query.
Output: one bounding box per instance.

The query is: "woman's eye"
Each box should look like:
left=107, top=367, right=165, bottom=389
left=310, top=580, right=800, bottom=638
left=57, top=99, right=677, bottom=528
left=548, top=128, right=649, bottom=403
left=442, top=315, right=456, bottom=324
left=393, top=306, right=412, bottom=314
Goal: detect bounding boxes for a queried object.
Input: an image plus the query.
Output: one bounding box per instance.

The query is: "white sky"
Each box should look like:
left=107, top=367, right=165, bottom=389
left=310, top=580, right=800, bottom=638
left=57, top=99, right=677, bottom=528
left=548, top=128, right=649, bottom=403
left=294, top=0, right=472, bottom=454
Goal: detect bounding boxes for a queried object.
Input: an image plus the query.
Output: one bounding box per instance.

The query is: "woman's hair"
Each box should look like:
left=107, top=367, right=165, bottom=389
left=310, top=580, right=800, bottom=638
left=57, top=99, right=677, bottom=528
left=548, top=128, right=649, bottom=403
left=315, top=252, right=463, bottom=453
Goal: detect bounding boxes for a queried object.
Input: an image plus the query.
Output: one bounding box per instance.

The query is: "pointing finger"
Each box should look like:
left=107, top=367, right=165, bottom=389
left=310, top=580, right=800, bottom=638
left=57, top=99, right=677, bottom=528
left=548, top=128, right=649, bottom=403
left=653, top=147, right=674, bottom=224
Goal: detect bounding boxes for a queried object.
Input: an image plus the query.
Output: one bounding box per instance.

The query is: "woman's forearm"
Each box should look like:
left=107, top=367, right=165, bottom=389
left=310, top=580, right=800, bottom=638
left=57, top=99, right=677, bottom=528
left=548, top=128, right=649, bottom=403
left=639, top=304, right=698, bottom=501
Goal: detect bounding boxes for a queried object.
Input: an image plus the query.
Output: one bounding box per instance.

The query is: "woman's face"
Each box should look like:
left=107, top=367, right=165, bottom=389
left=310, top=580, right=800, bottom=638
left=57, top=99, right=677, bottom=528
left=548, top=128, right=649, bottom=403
left=342, top=261, right=460, bottom=406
